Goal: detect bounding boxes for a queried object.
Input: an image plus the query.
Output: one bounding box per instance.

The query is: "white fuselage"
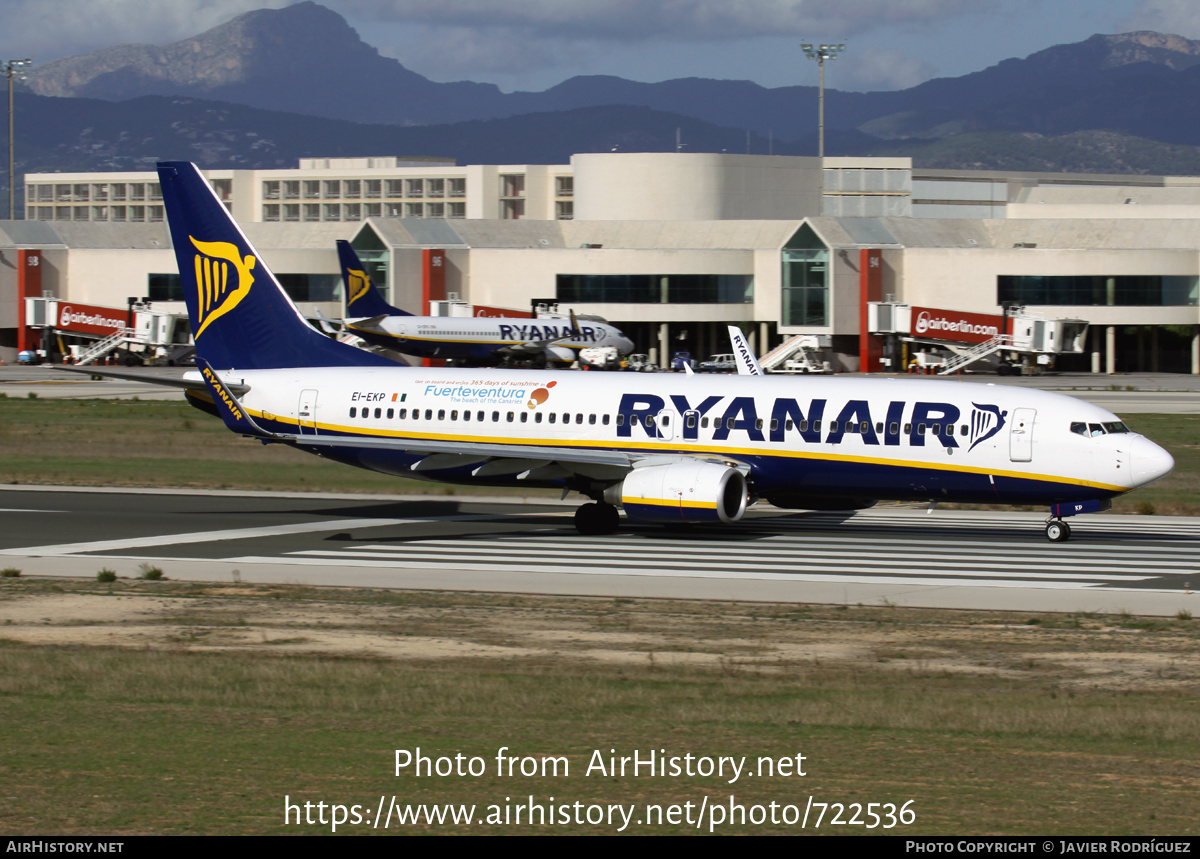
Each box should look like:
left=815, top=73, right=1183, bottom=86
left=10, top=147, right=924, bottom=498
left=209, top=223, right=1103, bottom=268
left=208, top=367, right=1173, bottom=504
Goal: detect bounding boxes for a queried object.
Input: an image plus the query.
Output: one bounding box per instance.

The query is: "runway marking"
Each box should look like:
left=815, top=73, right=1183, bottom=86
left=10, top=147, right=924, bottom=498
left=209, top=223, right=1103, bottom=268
left=0, top=512, right=549, bottom=557
left=0, top=508, right=66, bottom=514
left=3, top=506, right=1194, bottom=594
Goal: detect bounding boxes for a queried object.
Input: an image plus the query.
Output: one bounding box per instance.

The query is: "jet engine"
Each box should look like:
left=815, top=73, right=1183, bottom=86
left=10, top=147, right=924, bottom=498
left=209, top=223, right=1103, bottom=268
left=605, top=461, right=748, bottom=524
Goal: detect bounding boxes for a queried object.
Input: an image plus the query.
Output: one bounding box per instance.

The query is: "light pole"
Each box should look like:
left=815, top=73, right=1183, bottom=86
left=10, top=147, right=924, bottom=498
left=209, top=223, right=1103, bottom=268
left=800, top=42, right=845, bottom=159
left=6, top=58, right=31, bottom=220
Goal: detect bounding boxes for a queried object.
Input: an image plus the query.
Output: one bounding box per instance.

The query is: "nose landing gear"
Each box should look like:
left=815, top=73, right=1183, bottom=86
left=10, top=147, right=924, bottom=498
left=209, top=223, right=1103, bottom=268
left=1044, top=518, right=1071, bottom=542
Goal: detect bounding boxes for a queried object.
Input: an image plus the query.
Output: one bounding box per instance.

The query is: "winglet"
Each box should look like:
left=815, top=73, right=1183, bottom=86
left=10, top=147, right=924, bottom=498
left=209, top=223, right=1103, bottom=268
left=196, top=357, right=277, bottom=438
left=568, top=309, right=582, bottom=337
left=728, top=326, right=764, bottom=376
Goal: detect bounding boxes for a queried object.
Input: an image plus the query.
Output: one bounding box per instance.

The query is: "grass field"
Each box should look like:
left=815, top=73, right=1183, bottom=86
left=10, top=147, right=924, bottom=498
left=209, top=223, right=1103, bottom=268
left=0, top=398, right=1196, bottom=512
left=3, top=398, right=1198, bottom=835
left=1, top=579, right=1198, bottom=835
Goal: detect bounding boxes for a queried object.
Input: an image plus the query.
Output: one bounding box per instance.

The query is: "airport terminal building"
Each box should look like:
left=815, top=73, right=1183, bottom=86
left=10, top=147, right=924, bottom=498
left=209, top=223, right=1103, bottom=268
left=2, top=152, right=1199, bottom=373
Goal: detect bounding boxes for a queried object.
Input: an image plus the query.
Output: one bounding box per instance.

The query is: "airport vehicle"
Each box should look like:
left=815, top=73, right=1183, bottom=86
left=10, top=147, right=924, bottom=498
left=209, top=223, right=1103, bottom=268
left=696, top=353, right=737, bottom=373
left=130, top=162, right=1176, bottom=542
left=337, top=241, right=634, bottom=366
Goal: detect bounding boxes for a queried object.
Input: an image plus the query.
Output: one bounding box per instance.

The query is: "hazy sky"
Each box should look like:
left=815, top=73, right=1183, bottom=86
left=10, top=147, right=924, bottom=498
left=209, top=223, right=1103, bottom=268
left=4, top=0, right=1199, bottom=93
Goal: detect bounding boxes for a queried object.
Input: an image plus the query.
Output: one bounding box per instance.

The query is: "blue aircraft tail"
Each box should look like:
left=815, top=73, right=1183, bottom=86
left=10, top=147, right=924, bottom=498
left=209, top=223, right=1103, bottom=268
left=337, top=239, right=410, bottom=319
left=157, top=162, right=393, bottom=371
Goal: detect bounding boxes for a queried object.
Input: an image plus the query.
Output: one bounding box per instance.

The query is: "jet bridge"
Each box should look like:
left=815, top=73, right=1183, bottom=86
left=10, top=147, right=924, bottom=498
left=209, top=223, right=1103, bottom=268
left=868, top=303, right=1088, bottom=375
left=23, top=298, right=191, bottom=365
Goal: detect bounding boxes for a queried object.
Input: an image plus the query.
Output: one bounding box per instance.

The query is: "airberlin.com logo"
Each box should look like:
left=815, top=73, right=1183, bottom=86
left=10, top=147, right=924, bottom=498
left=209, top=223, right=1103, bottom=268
left=914, top=311, right=999, bottom=339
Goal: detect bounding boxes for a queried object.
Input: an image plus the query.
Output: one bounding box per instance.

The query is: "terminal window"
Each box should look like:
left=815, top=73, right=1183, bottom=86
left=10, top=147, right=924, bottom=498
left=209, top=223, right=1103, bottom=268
left=556, top=274, right=753, bottom=304
left=998, top=275, right=1199, bottom=306
left=781, top=224, right=829, bottom=326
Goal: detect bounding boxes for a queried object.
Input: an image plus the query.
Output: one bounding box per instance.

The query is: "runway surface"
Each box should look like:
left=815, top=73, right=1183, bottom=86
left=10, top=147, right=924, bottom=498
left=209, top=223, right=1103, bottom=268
left=2, top=487, right=1197, bottom=617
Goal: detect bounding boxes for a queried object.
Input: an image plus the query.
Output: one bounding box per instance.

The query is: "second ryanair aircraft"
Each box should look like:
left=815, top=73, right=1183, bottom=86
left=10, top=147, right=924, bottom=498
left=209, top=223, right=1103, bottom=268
left=336, top=240, right=634, bottom=366
left=159, top=161, right=1172, bottom=541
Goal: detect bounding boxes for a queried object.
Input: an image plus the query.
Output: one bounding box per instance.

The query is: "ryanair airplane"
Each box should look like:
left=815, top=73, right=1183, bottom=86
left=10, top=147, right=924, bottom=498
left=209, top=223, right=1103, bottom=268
left=154, top=161, right=1173, bottom=541
left=337, top=240, right=634, bottom=366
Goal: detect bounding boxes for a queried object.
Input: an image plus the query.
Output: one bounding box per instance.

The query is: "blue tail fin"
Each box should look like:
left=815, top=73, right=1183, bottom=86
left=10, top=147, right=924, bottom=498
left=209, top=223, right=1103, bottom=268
left=157, top=162, right=393, bottom=370
left=337, top=240, right=410, bottom=319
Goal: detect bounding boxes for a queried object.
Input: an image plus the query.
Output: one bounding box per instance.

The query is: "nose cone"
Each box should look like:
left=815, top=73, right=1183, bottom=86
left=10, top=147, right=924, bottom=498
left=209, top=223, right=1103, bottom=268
left=1130, top=436, right=1174, bottom=488
left=617, top=335, right=635, bottom=354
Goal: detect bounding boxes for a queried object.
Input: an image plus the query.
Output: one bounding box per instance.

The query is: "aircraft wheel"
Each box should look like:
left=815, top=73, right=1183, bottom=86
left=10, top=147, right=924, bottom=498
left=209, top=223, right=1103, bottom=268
left=1045, top=520, right=1071, bottom=542
left=575, top=502, right=619, bottom=536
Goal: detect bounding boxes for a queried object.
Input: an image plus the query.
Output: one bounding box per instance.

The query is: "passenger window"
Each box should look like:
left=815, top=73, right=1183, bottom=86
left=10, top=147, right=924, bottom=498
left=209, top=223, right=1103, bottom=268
left=687, top=415, right=696, bottom=429
left=550, top=413, right=558, bottom=424
left=602, top=415, right=610, bottom=426
left=904, top=423, right=911, bottom=434
left=660, top=415, right=669, bottom=426
left=575, top=414, right=583, bottom=425
left=770, top=419, right=778, bottom=432
left=862, top=421, right=870, bottom=433
left=726, top=417, right=736, bottom=430
left=755, top=419, right=763, bottom=430
left=399, top=408, right=407, bottom=419
left=535, top=412, right=543, bottom=423
left=931, top=424, right=940, bottom=435
left=477, top=411, right=484, bottom=422
left=890, top=423, right=899, bottom=435
left=462, top=410, right=469, bottom=422
left=960, top=425, right=968, bottom=436
left=701, top=417, right=709, bottom=428
left=349, top=407, right=357, bottom=418
left=786, top=419, right=794, bottom=431
left=876, top=422, right=883, bottom=433
left=425, top=409, right=432, bottom=420
left=449, top=410, right=457, bottom=420
left=507, top=412, right=514, bottom=422
left=646, top=415, right=656, bottom=428
left=492, top=411, right=500, bottom=422
left=437, top=409, right=445, bottom=421
left=813, top=420, right=821, bottom=433
left=617, top=414, right=624, bottom=427
left=387, top=408, right=394, bottom=419
left=520, top=412, right=527, bottom=423
left=918, top=423, right=926, bottom=435
left=589, top=414, right=596, bottom=425
left=829, top=421, right=839, bottom=433
left=630, top=415, right=639, bottom=426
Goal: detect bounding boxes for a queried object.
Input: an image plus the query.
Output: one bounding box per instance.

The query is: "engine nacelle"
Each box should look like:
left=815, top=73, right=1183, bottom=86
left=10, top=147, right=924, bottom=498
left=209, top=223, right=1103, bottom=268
left=606, top=461, right=748, bottom=524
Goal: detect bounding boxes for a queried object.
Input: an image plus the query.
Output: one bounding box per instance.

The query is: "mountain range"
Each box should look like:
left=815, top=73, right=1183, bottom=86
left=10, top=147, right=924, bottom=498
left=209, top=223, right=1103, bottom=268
left=13, top=1, right=1200, bottom=197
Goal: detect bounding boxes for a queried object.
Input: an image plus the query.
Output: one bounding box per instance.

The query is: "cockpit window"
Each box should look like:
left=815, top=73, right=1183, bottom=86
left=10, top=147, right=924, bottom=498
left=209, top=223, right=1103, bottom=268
left=1073, top=420, right=1131, bottom=437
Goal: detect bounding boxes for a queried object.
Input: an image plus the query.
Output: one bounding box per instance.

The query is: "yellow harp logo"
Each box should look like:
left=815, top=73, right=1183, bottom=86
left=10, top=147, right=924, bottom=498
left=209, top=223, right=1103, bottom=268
left=190, top=236, right=256, bottom=339
left=346, top=268, right=371, bottom=306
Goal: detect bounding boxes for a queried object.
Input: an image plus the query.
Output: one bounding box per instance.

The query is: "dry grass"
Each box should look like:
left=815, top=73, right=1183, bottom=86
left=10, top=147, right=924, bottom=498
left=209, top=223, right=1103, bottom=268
left=1, top=580, right=1198, bottom=834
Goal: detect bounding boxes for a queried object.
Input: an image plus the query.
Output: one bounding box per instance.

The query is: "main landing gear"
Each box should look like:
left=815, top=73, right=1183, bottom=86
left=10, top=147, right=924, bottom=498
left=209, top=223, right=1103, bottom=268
left=575, top=502, right=620, bottom=535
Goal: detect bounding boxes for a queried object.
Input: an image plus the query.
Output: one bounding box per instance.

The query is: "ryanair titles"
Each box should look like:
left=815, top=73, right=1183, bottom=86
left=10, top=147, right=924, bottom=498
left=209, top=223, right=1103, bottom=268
left=497, top=323, right=601, bottom=343
left=616, top=393, right=1008, bottom=450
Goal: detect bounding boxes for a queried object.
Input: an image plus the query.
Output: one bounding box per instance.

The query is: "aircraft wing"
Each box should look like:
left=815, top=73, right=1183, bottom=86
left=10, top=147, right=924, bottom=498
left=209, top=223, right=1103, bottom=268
left=51, top=365, right=250, bottom=395
left=344, top=315, right=390, bottom=334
